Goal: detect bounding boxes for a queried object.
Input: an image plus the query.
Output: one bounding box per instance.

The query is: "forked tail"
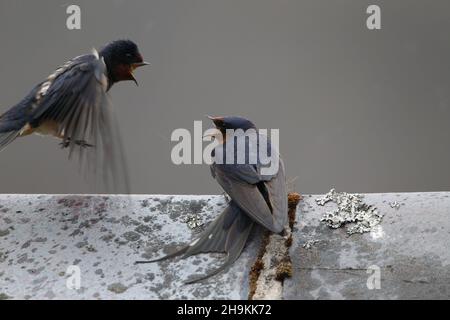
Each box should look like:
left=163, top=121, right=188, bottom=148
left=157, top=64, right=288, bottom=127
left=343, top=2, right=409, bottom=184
left=135, top=201, right=254, bottom=284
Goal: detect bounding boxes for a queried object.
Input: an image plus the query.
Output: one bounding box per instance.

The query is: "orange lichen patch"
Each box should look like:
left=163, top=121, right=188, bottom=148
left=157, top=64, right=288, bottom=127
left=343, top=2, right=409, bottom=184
left=275, top=257, right=293, bottom=282
left=288, top=192, right=302, bottom=209
left=248, top=230, right=270, bottom=300
left=285, top=234, right=293, bottom=247
left=248, top=192, right=302, bottom=299
left=288, top=192, right=301, bottom=229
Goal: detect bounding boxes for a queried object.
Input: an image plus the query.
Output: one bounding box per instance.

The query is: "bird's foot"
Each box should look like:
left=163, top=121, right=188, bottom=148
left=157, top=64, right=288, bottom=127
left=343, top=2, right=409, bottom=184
left=75, top=140, right=94, bottom=148
left=59, top=139, right=71, bottom=149
left=59, top=139, right=94, bottom=148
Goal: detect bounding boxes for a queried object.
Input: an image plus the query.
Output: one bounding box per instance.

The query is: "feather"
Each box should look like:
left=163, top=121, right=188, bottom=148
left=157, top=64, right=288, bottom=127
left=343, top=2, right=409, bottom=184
left=136, top=201, right=254, bottom=284
left=30, top=53, right=130, bottom=193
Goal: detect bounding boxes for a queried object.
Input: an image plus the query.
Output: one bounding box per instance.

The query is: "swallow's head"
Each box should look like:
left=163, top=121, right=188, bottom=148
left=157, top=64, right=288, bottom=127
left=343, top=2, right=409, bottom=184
left=205, top=116, right=257, bottom=144
left=100, top=39, right=150, bottom=86
left=207, top=116, right=256, bottom=134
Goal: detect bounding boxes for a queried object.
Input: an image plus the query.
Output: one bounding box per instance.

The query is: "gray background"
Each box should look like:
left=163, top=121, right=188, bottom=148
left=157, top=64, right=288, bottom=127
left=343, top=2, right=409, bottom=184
left=1, top=0, right=450, bottom=195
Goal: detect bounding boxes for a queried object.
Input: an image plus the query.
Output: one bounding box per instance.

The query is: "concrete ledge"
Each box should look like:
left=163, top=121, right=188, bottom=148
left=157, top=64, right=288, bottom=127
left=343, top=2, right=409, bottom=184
left=0, top=192, right=449, bottom=299
left=284, top=192, right=450, bottom=299
left=0, top=194, right=259, bottom=299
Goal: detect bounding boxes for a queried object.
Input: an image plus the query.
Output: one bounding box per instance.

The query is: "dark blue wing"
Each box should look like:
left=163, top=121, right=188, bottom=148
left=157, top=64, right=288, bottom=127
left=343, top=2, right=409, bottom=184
left=30, top=52, right=129, bottom=192
left=211, top=132, right=288, bottom=233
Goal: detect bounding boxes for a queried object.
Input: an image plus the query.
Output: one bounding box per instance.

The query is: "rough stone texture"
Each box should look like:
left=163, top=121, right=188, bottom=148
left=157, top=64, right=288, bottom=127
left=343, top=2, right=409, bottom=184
left=0, top=194, right=260, bottom=300
left=1, top=192, right=449, bottom=300
left=284, top=192, right=450, bottom=300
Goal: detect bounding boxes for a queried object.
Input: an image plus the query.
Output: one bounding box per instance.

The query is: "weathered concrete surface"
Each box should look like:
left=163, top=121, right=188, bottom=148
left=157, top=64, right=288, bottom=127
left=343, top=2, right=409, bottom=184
left=1, top=192, right=449, bottom=300
left=0, top=194, right=260, bottom=299
left=284, top=192, right=450, bottom=300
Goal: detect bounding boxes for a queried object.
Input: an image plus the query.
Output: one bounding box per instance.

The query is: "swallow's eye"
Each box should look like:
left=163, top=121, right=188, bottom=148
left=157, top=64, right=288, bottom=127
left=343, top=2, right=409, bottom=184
left=126, top=53, right=133, bottom=58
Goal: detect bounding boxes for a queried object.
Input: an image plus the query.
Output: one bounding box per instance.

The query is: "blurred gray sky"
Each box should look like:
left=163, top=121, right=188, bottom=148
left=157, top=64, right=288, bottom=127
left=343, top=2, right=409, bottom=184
left=1, top=0, right=450, bottom=195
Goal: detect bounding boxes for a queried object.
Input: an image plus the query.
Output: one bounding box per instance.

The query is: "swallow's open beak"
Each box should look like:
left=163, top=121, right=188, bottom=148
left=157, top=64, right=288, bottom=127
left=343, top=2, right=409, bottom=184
left=130, top=62, right=150, bottom=86
left=130, top=74, right=139, bottom=86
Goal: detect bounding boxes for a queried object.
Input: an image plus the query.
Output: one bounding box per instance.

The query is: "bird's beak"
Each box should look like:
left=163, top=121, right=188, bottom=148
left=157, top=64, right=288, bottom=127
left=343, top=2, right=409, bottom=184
left=206, top=115, right=225, bottom=128
left=130, top=62, right=150, bottom=86
left=130, top=74, right=139, bottom=87
left=132, top=61, right=151, bottom=68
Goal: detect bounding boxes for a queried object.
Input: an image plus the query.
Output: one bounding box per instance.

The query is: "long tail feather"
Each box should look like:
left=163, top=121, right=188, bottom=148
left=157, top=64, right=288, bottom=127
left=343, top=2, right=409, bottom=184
left=136, top=201, right=254, bottom=284
left=184, top=209, right=253, bottom=284
left=135, top=246, right=189, bottom=264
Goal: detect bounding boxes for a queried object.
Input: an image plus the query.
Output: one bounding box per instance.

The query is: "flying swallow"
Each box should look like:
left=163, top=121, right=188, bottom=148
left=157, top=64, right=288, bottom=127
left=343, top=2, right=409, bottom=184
left=0, top=40, right=149, bottom=190
left=136, top=116, right=287, bottom=284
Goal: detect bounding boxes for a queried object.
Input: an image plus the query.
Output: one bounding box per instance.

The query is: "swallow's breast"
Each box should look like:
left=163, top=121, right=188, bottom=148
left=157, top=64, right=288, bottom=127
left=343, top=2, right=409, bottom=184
left=34, top=120, right=60, bottom=137
left=20, top=120, right=61, bottom=138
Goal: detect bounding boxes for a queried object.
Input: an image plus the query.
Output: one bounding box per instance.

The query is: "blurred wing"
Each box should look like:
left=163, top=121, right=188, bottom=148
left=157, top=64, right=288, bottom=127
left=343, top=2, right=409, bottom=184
left=30, top=52, right=130, bottom=193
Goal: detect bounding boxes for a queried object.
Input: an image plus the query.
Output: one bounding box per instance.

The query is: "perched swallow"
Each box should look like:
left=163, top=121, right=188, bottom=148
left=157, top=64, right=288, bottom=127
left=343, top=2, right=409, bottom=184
left=136, top=116, right=287, bottom=283
left=0, top=40, right=149, bottom=190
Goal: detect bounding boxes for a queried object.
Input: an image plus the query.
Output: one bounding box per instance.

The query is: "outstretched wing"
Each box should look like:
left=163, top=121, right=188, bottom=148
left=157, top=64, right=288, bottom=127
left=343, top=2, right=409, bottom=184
left=30, top=51, right=129, bottom=192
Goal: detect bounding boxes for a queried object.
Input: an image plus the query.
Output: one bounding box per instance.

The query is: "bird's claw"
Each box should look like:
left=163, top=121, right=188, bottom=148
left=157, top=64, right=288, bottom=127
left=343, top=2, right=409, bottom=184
left=75, top=140, right=94, bottom=148
left=59, top=139, right=94, bottom=148
left=59, top=140, right=70, bottom=149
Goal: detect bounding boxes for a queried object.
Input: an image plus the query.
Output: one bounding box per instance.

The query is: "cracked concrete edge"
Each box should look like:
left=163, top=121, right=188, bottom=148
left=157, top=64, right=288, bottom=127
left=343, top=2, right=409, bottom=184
left=283, top=192, right=450, bottom=299
left=2, top=191, right=449, bottom=299
left=250, top=193, right=301, bottom=300
left=251, top=232, right=288, bottom=300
